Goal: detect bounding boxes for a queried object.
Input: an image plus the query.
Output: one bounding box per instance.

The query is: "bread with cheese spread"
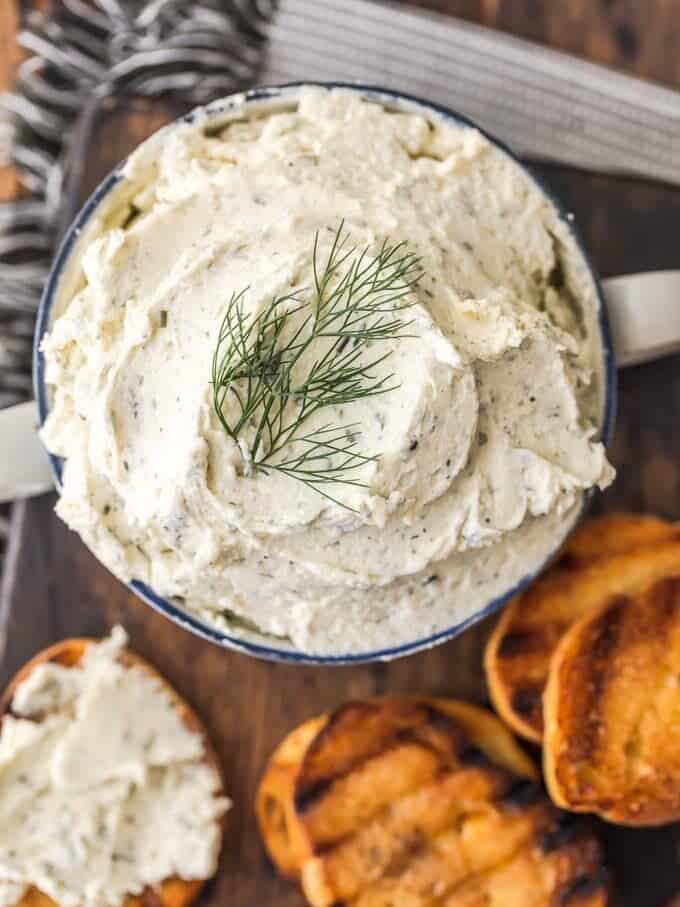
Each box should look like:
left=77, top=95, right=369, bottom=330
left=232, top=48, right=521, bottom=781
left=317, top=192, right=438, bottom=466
left=0, top=632, right=228, bottom=907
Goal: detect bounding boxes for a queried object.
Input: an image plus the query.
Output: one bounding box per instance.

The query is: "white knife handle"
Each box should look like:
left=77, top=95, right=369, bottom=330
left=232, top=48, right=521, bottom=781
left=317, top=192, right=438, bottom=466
left=0, top=400, right=54, bottom=503
left=602, top=271, right=680, bottom=368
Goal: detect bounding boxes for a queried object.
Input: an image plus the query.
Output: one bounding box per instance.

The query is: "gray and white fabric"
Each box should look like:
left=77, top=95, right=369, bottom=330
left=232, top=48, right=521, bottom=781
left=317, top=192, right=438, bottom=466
left=264, top=0, right=680, bottom=186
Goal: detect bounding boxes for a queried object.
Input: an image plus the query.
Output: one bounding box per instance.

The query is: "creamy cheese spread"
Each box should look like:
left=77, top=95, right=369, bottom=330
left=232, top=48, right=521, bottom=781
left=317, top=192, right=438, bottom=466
left=0, top=628, right=228, bottom=907
left=41, top=87, right=614, bottom=655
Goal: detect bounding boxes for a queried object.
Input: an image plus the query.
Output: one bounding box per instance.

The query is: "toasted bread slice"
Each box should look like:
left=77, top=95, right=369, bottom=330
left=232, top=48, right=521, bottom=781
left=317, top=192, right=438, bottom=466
left=485, top=517, right=680, bottom=742
left=1, top=636, right=226, bottom=907
left=257, top=697, right=608, bottom=907
left=561, top=513, right=678, bottom=561
left=543, top=577, right=680, bottom=826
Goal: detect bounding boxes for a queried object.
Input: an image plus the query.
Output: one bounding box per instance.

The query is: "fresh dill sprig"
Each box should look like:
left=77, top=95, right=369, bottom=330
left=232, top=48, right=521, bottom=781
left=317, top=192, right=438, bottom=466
left=211, top=221, right=422, bottom=508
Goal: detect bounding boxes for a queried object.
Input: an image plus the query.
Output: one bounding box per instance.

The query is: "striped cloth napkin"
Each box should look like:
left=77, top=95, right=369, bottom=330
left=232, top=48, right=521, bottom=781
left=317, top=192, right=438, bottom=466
left=262, top=0, right=680, bottom=186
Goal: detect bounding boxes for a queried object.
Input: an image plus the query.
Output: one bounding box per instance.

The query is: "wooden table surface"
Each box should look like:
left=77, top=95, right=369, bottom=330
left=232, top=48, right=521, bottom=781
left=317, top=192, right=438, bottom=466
left=1, top=2, right=680, bottom=905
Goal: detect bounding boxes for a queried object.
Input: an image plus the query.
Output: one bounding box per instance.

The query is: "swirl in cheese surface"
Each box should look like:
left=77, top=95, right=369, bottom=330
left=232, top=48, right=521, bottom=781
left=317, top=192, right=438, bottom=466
left=41, top=88, right=613, bottom=654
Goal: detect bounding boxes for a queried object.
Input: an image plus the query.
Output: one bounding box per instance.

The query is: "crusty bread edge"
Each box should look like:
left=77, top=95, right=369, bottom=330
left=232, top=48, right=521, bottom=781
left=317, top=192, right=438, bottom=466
left=256, top=714, right=328, bottom=880
left=542, top=619, right=578, bottom=815
left=1, top=635, right=227, bottom=907
left=484, top=601, right=544, bottom=745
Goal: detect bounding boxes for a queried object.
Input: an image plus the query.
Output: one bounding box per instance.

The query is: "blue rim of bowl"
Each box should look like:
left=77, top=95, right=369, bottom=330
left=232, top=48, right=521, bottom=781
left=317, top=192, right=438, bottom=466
left=33, top=81, right=617, bottom=665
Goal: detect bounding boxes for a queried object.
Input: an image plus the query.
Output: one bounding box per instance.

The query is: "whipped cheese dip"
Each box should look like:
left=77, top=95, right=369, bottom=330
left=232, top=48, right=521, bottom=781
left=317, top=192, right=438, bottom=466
left=0, top=628, right=228, bottom=907
left=41, top=87, right=614, bottom=655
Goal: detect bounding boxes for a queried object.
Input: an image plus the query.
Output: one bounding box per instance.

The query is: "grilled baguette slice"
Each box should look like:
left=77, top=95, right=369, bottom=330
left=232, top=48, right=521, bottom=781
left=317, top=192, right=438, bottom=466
left=257, top=696, right=608, bottom=907
left=560, top=513, right=678, bottom=561
left=543, top=577, right=680, bottom=826
left=1, top=637, right=226, bottom=907
left=485, top=515, right=680, bottom=742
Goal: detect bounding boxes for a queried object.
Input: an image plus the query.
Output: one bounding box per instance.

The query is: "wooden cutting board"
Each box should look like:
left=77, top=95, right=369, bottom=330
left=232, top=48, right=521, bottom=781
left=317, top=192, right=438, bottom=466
left=1, top=2, right=679, bottom=905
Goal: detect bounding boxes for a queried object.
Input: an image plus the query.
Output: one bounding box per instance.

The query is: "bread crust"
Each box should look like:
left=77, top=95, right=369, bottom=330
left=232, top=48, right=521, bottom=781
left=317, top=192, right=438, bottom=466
left=1, top=636, right=226, bottom=907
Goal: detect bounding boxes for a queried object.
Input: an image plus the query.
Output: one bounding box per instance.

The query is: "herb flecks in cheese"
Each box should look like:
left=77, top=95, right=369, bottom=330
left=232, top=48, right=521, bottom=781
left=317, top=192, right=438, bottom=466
left=0, top=627, right=228, bottom=907
left=40, top=88, right=614, bottom=655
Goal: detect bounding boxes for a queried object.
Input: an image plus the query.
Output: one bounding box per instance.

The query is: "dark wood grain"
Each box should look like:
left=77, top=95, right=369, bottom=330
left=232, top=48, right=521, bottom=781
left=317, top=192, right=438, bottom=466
left=1, top=2, right=680, bottom=906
